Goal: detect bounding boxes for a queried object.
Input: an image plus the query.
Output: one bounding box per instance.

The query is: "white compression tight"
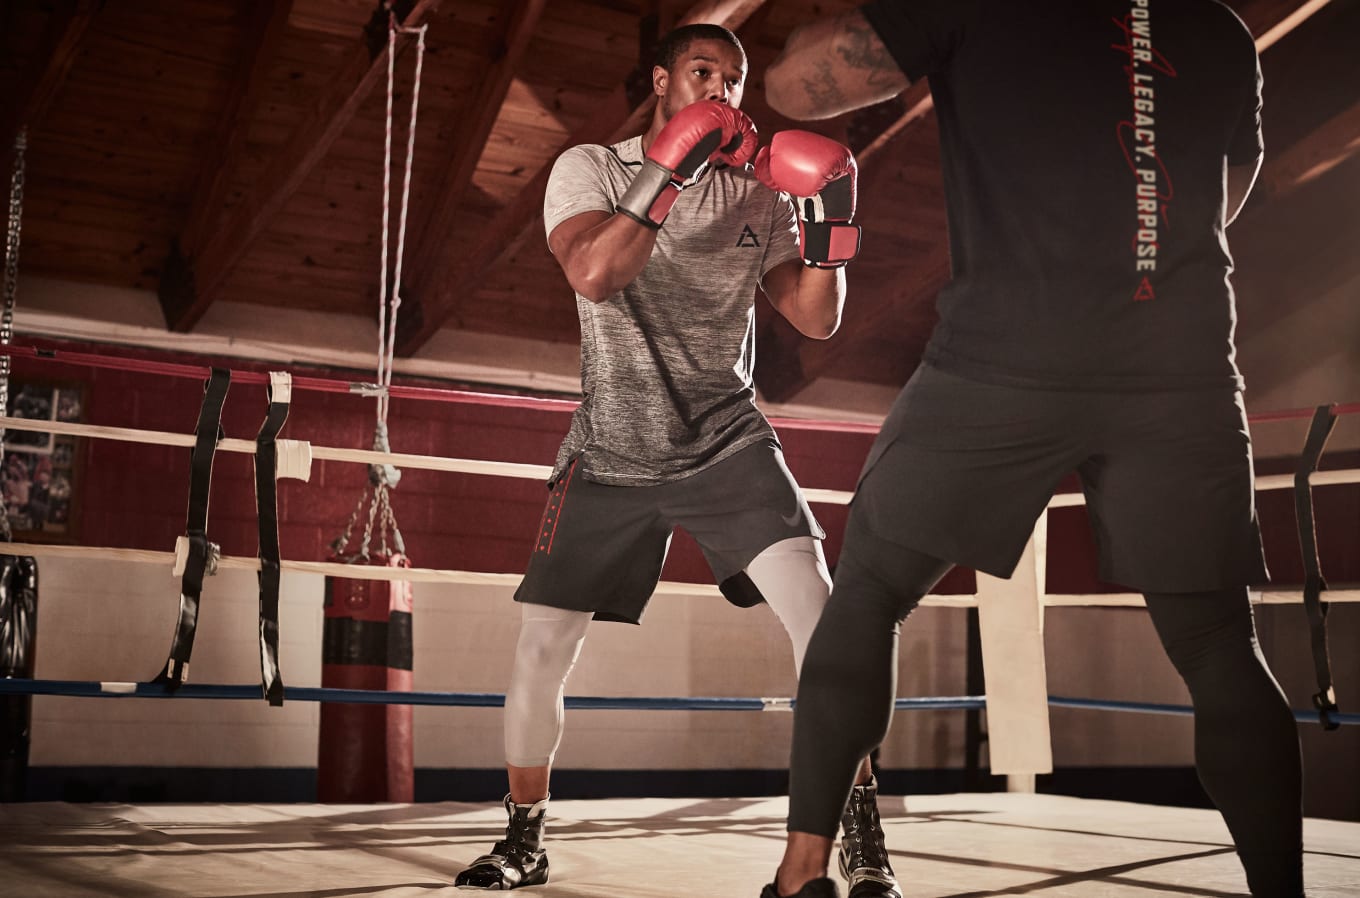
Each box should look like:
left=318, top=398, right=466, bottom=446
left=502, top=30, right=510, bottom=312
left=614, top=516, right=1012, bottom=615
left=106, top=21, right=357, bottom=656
left=503, top=536, right=831, bottom=768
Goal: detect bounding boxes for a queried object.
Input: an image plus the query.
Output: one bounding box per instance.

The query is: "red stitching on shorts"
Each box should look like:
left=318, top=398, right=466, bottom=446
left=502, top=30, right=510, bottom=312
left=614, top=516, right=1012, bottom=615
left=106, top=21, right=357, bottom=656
left=539, top=459, right=576, bottom=556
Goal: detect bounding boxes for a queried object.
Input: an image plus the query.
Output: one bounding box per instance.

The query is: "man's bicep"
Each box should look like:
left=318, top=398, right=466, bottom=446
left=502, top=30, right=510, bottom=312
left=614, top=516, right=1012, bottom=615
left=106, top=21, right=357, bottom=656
left=766, top=9, right=910, bottom=121
left=547, top=210, right=612, bottom=262
left=760, top=257, right=802, bottom=305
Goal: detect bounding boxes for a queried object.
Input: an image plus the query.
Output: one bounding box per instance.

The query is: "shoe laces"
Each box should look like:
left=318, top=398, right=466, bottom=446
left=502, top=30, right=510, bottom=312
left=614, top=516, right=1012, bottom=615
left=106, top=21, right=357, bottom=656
left=495, top=806, right=544, bottom=860
left=843, top=789, right=890, bottom=871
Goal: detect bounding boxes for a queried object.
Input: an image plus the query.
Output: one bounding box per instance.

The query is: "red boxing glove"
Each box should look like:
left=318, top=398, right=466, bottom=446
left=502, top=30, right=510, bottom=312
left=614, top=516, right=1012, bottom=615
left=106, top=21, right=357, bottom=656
left=616, top=100, right=759, bottom=229
left=754, top=130, right=860, bottom=268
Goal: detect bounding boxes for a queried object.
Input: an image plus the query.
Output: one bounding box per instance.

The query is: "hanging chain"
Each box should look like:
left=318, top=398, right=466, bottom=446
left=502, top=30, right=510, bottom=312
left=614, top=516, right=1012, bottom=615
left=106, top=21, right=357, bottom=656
left=0, top=129, right=28, bottom=542
left=329, top=483, right=370, bottom=560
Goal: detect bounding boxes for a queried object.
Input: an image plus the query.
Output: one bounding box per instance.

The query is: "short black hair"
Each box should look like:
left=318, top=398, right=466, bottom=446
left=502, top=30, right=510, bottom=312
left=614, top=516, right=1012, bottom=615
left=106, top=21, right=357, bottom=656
left=654, top=24, right=745, bottom=72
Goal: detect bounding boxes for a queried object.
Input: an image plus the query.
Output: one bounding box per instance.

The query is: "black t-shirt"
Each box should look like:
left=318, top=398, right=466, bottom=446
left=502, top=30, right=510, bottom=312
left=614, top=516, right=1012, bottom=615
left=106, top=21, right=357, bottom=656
left=861, top=0, right=1262, bottom=390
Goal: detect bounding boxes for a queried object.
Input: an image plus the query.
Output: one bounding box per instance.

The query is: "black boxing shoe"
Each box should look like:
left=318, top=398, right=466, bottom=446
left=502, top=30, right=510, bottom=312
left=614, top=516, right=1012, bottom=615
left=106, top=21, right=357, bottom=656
left=453, top=794, right=550, bottom=890
left=838, top=777, right=902, bottom=898
left=758, top=876, right=840, bottom=898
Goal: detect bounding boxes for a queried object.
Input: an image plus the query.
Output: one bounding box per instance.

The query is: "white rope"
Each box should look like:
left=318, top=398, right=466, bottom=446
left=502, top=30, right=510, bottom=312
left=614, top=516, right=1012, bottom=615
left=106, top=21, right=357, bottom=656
left=385, top=20, right=426, bottom=417
left=3, top=540, right=1354, bottom=609
left=0, top=539, right=959, bottom=605
left=376, top=17, right=394, bottom=418
left=336, top=12, right=430, bottom=560
left=0, top=415, right=552, bottom=482
left=376, top=14, right=428, bottom=426
left=3, top=414, right=1360, bottom=504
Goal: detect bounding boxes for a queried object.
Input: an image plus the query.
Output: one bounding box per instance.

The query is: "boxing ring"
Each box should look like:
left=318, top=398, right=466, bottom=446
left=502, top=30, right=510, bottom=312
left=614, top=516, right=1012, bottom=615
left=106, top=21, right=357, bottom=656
left=0, top=344, right=1358, bottom=896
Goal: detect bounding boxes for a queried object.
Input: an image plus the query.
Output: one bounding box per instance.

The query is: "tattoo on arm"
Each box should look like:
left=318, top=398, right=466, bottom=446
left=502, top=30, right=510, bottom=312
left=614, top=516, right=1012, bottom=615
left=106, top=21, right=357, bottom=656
left=800, top=62, right=846, bottom=115
left=775, top=9, right=906, bottom=117
left=836, top=15, right=901, bottom=90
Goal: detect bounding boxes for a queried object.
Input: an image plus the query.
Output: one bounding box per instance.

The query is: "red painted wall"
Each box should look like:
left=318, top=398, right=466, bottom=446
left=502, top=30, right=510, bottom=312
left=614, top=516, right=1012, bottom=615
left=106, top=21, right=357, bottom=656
left=11, top=339, right=1354, bottom=598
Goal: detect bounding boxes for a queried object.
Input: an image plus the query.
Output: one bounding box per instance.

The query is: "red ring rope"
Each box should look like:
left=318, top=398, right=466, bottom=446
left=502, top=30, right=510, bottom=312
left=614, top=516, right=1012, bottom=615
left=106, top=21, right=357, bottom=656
left=4, top=343, right=1357, bottom=433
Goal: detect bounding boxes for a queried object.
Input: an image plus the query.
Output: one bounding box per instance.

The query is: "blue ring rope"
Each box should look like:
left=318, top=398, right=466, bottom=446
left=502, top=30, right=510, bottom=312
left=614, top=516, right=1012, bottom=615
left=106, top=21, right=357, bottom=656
left=0, top=678, right=980, bottom=711
left=0, top=679, right=1353, bottom=724
left=1048, top=694, right=1360, bottom=726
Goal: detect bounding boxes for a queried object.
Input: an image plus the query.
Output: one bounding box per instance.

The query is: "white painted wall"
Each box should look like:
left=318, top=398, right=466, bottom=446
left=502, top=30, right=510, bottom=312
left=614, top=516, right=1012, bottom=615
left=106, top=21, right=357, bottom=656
left=29, top=557, right=968, bottom=773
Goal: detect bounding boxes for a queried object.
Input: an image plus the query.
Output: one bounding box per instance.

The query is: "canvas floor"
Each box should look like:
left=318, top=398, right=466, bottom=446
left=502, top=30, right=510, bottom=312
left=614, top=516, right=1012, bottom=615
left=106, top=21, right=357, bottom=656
left=1, top=792, right=1357, bottom=897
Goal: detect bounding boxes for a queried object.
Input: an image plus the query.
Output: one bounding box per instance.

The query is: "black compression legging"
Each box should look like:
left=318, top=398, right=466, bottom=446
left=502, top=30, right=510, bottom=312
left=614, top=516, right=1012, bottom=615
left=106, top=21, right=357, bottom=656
left=787, top=517, right=1304, bottom=898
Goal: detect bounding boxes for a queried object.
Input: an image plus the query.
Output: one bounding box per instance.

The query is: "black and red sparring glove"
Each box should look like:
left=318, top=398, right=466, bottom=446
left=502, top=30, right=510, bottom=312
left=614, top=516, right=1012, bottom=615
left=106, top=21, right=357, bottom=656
left=754, top=131, right=860, bottom=268
left=616, top=100, right=759, bottom=229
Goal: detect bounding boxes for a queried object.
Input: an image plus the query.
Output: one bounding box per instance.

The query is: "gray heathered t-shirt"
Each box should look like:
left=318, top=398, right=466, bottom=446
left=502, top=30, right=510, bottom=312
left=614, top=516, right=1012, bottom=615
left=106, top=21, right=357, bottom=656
left=543, top=135, right=802, bottom=485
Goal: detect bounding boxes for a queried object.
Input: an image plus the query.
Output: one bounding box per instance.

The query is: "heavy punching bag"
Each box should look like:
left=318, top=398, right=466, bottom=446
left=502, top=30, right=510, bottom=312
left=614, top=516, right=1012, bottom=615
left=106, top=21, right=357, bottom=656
left=318, top=551, right=413, bottom=802
left=317, top=434, right=413, bottom=803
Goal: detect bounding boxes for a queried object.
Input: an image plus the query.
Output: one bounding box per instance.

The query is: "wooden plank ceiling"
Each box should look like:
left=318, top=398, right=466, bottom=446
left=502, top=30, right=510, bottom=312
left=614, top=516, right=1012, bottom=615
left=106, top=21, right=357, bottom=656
left=1, top=0, right=1356, bottom=402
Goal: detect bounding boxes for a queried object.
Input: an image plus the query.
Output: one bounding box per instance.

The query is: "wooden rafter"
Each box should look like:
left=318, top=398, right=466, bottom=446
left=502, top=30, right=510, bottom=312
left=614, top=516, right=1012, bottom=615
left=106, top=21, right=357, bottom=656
left=1259, top=98, right=1360, bottom=201
left=160, top=0, right=440, bottom=334
left=1, top=0, right=99, bottom=161
left=159, top=0, right=293, bottom=331
left=399, top=0, right=548, bottom=335
left=394, top=0, right=770, bottom=356
left=756, top=0, right=1331, bottom=402
left=1238, top=0, right=1334, bottom=51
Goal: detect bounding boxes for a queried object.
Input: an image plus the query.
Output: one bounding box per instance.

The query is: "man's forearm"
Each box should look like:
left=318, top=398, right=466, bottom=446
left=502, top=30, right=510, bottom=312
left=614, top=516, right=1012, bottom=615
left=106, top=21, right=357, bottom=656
left=766, top=10, right=909, bottom=120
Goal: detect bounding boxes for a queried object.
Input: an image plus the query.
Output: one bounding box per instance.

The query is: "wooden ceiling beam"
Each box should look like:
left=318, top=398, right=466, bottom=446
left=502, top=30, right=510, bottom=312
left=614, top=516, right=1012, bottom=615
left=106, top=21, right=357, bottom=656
left=158, top=0, right=293, bottom=332
left=394, top=0, right=770, bottom=357
left=159, top=0, right=440, bottom=333
left=756, top=0, right=1328, bottom=402
left=1236, top=0, right=1333, bottom=51
left=1258, top=98, right=1360, bottom=203
left=1, top=0, right=100, bottom=163
left=398, top=0, right=547, bottom=337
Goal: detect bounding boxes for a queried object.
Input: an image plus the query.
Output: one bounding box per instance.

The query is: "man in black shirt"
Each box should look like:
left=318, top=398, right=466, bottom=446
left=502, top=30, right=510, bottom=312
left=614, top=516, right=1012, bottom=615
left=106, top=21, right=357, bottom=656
left=757, top=3, right=1304, bottom=897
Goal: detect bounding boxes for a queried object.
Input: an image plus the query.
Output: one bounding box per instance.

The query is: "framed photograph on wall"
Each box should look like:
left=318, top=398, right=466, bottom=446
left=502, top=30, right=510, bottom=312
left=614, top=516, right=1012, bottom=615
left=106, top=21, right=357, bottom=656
left=2, top=380, right=84, bottom=540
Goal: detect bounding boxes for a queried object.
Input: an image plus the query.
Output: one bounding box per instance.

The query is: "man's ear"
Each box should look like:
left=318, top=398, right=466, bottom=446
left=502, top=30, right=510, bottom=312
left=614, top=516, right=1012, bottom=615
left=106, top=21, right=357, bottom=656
left=652, top=64, right=667, bottom=97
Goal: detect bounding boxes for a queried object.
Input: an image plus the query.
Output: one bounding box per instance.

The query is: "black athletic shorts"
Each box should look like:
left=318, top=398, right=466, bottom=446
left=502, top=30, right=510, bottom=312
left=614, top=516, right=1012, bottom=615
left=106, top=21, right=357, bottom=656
left=515, top=439, right=825, bottom=623
left=849, top=364, right=1269, bottom=593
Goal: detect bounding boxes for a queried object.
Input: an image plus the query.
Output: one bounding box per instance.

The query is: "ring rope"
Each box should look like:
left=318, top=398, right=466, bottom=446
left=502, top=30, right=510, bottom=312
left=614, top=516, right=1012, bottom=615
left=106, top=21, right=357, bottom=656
left=0, top=678, right=1354, bottom=726
left=10, top=343, right=1357, bottom=433
left=1, top=541, right=1353, bottom=609
left=1, top=414, right=1357, bottom=507
left=0, top=678, right=983, bottom=711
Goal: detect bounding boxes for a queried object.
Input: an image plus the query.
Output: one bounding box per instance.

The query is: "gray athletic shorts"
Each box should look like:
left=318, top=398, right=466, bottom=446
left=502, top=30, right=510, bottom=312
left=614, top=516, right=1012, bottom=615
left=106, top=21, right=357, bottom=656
left=515, top=439, right=825, bottom=623
left=850, top=364, right=1269, bottom=593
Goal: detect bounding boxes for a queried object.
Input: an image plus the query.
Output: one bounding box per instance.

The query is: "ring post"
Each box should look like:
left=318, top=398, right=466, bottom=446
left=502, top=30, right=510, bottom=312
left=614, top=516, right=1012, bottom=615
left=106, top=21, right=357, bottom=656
left=974, top=513, right=1054, bottom=790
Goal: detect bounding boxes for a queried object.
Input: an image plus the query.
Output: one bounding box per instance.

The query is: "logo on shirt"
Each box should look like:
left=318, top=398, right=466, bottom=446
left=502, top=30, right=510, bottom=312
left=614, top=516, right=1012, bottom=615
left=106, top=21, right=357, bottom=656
left=736, top=224, right=761, bottom=248
left=1112, top=0, right=1178, bottom=302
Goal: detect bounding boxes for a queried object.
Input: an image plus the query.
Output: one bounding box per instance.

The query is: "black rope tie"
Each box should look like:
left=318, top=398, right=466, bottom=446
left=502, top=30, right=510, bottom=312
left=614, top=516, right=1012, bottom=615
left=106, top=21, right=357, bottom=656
left=1292, top=404, right=1340, bottom=731
left=254, top=375, right=291, bottom=706
left=154, top=367, right=230, bottom=689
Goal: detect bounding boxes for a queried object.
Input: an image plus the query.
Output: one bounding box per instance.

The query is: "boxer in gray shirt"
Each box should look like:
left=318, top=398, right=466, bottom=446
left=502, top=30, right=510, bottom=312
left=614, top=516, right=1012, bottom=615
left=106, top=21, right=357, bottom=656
left=453, top=22, right=896, bottom=897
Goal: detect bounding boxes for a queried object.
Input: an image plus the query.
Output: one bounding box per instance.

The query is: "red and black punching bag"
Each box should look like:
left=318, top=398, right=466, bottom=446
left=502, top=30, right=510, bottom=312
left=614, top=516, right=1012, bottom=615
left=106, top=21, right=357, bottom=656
left=0, top=553, right=38, bottom=801
left=317, top=552, right=413, bottom=802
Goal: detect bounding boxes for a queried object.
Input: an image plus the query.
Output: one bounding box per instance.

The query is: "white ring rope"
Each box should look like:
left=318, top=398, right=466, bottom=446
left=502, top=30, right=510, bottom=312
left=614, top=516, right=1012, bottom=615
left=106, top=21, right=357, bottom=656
left=0, top=398, right=1355, bottom=610
left=0, top=538, right=973, bottom=606
left=0, top=540, right=1352, bottom=608
left=4, top=413, right=1355, bottom=503
left=0, top=414, right=552, bottom=483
